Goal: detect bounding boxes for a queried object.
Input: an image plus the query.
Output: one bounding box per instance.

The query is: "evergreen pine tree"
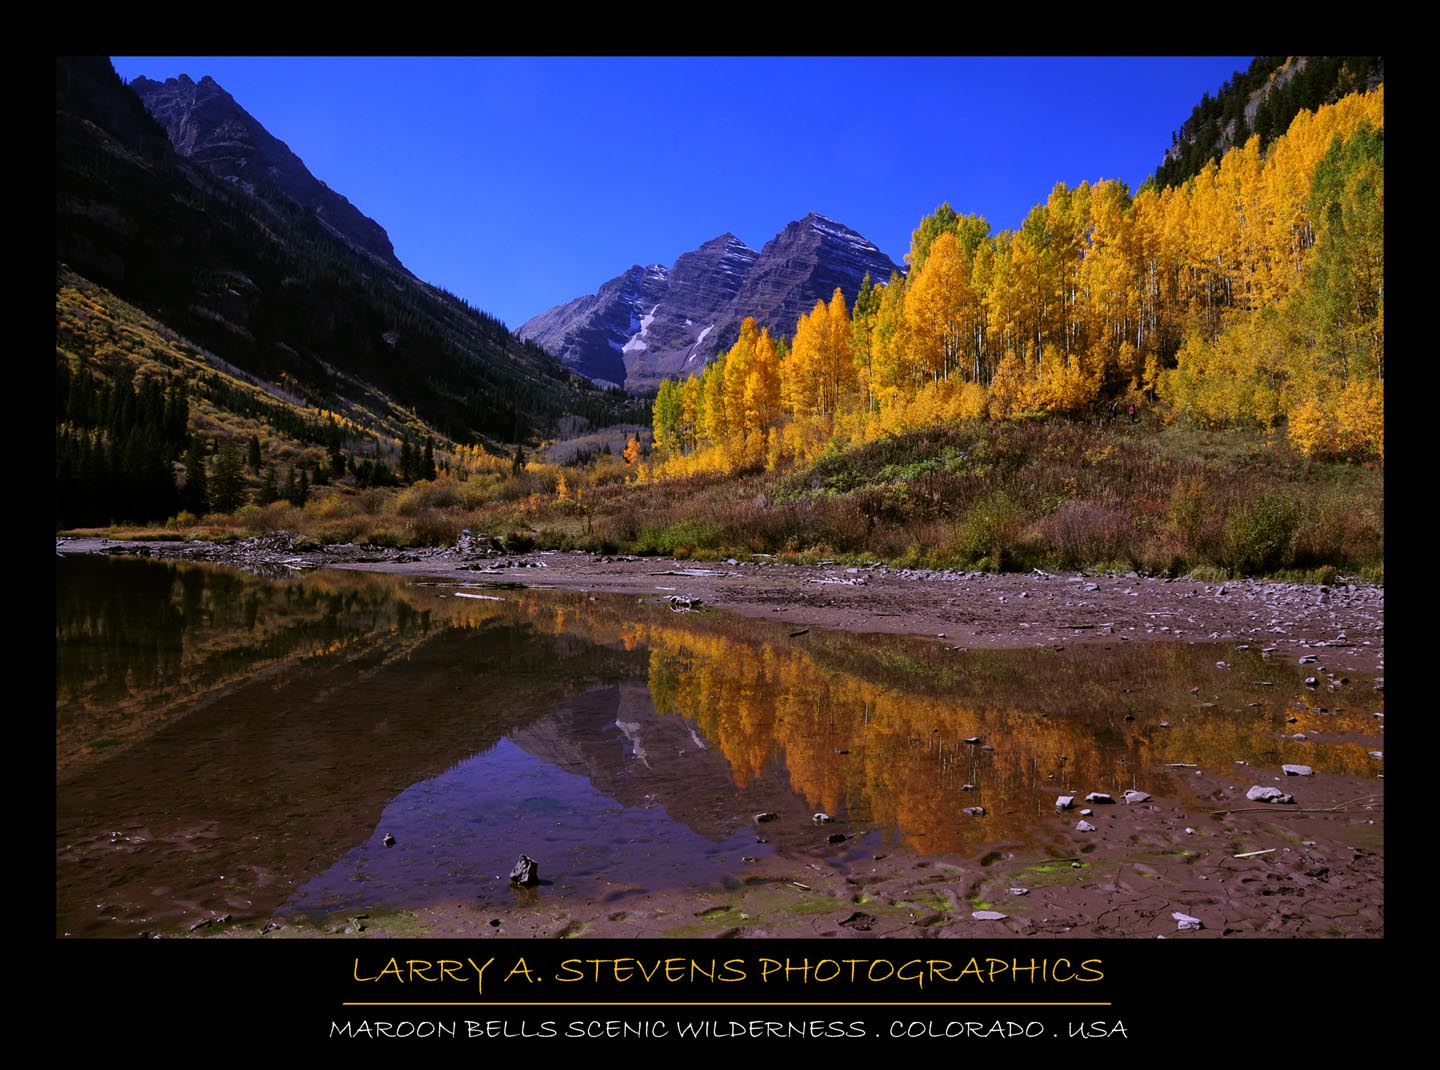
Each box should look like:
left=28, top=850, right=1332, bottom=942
left=210, top=440, right=247, bottom=513
left=181, top=439, right=210, bottom=516
left=257, top=465, right=278, bottom=506
left=246, top=434, right=262, bottom=472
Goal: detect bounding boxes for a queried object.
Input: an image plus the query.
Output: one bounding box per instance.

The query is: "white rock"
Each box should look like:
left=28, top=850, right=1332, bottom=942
left=1281, top=764, right=1313, bottom=777
left=1076, top=820, right=1097, bottom=832
left=1245, top=786, right=1294, bottom=804
left=1173, top=911, right=1204, bottom=931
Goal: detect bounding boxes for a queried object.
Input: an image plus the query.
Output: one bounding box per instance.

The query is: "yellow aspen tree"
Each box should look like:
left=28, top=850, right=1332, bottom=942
left=721, top=318, right=760, bottom=453
left=1287, top=394, right=1334, bottom=462
left=870, top=274, right=909, bottom=406
left=819, top=288, right=857, bottom=417
left=783, top=301, right=826, bottom=422
left=903, top=232, right=974, bottom=383
left=679, top=376, right=701, bottom=453
left=748, top=327, right=783, bottom=436
left=697, top=358, right=728, bottom=450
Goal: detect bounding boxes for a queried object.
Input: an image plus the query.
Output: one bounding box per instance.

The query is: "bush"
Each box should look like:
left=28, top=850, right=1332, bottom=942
left=396, top=479, right=461, bottom=516
left=952, top=491, right=1027, bottom=570
left=407, top=507, right=457, bottom=546
left=1291, top=491, right=1382, bottom=571
left=1222, top=494, right=1296, bottom=575
left=634, top=517, right=723, bottom=556
left=1037, top=500, right=1132, bottom=568
left=1165, top=477, right=1225, bottom=566
left=502, top=529, right=536, bottom=553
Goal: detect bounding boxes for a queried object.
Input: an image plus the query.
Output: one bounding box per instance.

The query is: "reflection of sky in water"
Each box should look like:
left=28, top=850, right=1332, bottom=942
left=287, top=739, right=766, bottom=917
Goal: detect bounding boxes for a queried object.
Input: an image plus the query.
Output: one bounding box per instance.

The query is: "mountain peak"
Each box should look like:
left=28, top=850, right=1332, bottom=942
left=129, top=73, right=405, bottom=273
left=521, top=215, right=899, bottom=391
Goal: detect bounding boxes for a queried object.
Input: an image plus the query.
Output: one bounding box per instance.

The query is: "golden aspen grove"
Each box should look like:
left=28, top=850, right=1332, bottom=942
left=650, top=88, right=1383, bottom=473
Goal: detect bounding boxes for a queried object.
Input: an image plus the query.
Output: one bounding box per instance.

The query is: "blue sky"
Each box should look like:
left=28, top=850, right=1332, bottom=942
left=110, top=56, right=1253, bottom=330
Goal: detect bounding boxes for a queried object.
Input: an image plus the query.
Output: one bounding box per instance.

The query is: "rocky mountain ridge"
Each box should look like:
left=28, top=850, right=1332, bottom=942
left=130, top=73, right=406, bottom=273
left=521, top=213, right=902, bottom=391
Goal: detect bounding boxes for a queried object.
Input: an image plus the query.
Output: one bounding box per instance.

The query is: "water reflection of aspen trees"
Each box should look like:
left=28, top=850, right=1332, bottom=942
left=618, top=617, right=1379, bottom=855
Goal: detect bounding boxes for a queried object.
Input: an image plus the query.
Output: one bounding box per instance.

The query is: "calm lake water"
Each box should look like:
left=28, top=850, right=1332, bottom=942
left=56, top=554, right=1378, bottom=937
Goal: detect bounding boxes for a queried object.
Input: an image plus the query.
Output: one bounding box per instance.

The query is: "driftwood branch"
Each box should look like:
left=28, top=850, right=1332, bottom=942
left=1211, top=793, right=1381, bottom=817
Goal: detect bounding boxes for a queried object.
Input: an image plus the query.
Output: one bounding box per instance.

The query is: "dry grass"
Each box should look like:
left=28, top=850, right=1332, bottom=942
left=66, top=416, right=1383, bottom=581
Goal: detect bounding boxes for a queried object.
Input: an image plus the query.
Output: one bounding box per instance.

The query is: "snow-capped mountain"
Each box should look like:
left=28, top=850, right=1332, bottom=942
left=520, top=213, right=902, bottom=391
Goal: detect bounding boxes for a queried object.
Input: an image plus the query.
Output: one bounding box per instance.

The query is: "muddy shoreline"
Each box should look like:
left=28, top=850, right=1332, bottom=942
left=58, top=534, right=1384, bottom=674
left=57, top=536, right=1384, bottom=939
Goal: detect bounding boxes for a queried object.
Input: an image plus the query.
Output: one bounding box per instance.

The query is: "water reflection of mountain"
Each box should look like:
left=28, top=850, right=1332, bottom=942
left=509, top=684, right=829, bottom=851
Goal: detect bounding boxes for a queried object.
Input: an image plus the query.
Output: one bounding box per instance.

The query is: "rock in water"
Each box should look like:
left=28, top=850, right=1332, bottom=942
left=382, top=833, right=396, bottom=847
left=509, top=855, right=540, bottom=886
left=972, top=910, right=1008, bottom=921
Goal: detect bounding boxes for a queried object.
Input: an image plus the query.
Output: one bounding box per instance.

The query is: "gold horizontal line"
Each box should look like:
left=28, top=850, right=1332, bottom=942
left=341, top=1001, right=1113, bottom=1008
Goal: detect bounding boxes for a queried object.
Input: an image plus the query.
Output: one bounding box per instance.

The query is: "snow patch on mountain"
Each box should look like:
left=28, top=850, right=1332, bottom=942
left=622, top=304, right=660, bottom=354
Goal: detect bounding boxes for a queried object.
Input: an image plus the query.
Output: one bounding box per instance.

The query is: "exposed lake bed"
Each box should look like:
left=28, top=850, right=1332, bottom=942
left=56, top=540, right=1384, bottom=939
